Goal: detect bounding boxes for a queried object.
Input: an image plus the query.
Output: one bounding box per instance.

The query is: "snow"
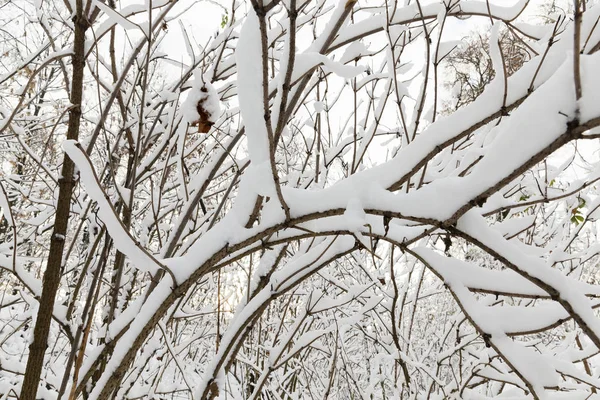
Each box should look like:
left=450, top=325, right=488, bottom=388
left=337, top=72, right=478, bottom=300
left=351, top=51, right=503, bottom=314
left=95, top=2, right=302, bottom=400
left=92, top=0, right=141, bottom=32
left=290, top=52, right=365, bottom=84
left=62, top=140, right=165, bottom=276
left=280, top=49, right=600, bottom=224
left=414, top=247, right=548, bottom=298
left=86, top=280, right=173, bottom=399
left=457, top=210, right=600, bottom=355
left=6, top=1, right=600, bottom=399
left=0, top=184, right=13, bottom=228
left=489, top=22, right=504, bottom=81
left=340, top=41, right=376, bottom=64
left=235, top=8, right=270, bottom=164
left=579, top=54, right=600, bottom=122
left=181, top=70, right=221, bottom=125
left=492, top=215, right=536, bottom=238
left=420, top=245, right=561, bottom=396
left=344, top=197, right=367, bottom=232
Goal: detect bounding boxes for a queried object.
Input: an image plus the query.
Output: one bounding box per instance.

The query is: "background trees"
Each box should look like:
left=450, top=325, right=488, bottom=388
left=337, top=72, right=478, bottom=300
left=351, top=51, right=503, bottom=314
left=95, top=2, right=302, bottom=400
left=441, top=27, right=530, bottom=112
left=1, top=0, right=600, bottom=399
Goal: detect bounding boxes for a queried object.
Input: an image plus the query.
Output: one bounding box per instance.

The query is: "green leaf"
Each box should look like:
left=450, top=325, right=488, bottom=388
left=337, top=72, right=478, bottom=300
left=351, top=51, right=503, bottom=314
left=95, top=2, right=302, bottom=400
left=571, top=214, right=585, bottom=225
left=221, top=13, right=228, bottom=28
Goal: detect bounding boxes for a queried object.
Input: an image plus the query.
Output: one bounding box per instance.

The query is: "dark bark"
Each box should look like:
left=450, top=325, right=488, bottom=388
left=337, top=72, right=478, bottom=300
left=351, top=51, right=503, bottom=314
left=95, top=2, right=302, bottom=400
left=20, top=7, right=88, bottom=399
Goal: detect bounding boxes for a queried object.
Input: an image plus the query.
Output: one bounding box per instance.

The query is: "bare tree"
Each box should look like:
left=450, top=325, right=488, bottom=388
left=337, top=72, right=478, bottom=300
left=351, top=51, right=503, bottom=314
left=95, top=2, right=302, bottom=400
left=442, top=28, right=531, bottom=112
left=0, top=0, right=600, bottom=399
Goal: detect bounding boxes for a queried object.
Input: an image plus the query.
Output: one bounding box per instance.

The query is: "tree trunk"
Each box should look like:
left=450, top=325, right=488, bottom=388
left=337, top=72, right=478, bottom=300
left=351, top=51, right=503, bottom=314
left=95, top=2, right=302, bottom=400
left=20, top=7, right=88, bottom=399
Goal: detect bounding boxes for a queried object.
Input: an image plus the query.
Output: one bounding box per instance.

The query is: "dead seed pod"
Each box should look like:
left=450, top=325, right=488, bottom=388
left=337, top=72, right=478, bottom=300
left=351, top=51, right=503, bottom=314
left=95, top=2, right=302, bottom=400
left=183, top=74, right=221, bottom=134
left=192, top=86, right=213, bottom=133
